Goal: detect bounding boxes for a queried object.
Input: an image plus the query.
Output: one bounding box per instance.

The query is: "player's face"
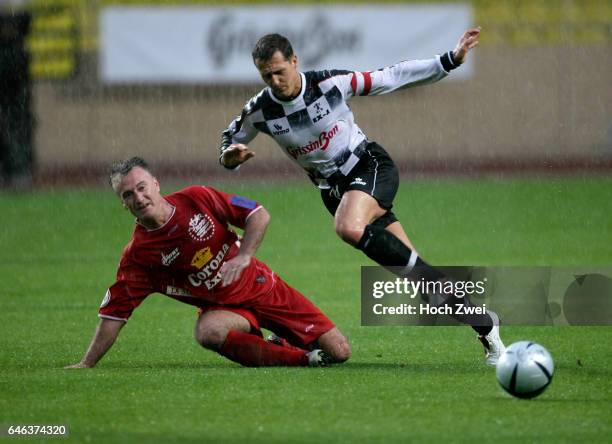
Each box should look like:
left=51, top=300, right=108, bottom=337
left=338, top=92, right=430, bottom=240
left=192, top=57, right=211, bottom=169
left=255, top=51, right=301, bottom=100
left=115, top=167, right=164, bottom=224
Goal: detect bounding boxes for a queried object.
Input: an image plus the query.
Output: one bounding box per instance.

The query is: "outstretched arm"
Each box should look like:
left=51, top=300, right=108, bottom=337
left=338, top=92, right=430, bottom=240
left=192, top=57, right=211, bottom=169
left=65, top=318, right=125, bottom=368
left=333, top=27, right=482, bottom=98
left=219, top=206, right=270, bottom=287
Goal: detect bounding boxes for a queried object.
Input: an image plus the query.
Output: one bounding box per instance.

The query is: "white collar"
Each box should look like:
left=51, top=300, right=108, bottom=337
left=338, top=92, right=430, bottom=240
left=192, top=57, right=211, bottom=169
left=268, top=72, right=306, bottom=105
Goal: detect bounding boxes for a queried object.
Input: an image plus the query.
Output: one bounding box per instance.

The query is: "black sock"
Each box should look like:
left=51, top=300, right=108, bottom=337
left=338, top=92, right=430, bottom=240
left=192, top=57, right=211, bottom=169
left=356, top=224, right=443, bottom=280
left=356, top=224, right=493, bottom=334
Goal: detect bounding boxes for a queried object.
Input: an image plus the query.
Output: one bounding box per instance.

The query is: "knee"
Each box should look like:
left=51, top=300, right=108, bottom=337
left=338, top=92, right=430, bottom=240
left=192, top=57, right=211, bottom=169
left=317, top=327, right=352, bottom=363
left=330, top=339, right=352, bottom=363
left=334, top=221, right=364, bottom=247
left=194, top=325, right=229, bottom=351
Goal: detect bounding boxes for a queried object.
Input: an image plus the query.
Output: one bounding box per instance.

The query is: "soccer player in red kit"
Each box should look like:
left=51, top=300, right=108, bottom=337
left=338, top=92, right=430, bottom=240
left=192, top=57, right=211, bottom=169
left=65, top=157, right=350, bottom=369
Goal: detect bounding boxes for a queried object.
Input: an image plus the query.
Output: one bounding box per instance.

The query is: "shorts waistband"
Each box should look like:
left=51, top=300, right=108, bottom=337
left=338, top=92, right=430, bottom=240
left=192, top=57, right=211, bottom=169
left=326, top=139, right=369, bottom=184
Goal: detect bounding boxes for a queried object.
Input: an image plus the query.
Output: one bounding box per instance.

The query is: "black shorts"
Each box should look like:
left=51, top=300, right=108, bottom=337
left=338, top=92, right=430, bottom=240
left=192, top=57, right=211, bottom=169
left=320, top=141, right=399, bottom=225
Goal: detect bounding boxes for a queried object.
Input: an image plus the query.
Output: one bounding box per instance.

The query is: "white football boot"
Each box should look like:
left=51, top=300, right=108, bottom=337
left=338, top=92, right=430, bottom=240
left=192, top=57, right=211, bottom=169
left=478, top=310, right=506, bottom=366
left=306, top=349, right=333, bottom=367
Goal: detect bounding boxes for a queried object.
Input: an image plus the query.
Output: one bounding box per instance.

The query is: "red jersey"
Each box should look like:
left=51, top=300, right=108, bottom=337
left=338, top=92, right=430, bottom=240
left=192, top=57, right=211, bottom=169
left=99, top=186, right=275, bottom=321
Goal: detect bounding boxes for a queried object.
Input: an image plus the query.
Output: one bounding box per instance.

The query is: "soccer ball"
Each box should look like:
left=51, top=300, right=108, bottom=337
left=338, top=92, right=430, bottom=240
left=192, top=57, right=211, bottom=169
left=496, top=341, right=554, bottom=399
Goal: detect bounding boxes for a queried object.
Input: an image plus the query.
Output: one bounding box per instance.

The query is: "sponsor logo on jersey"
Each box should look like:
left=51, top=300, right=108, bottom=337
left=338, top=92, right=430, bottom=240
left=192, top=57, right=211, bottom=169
left=161, top=247, right=180, bottom=266
left=350, top=177, right=367, bottom=186
left=188, top=213, right=214, bottom=242
left=191, top=247, right=213, bottom=269
left=165, top=286, right=195, bottom=298
left=312, top=101, right=331, bottom=123
left=187, top=243, right=230, bottom=289
left=287, top=124, right=339, bottom=159
left=272, top=123, right=289, bottom=136
left=100, top=289, right=111, bottom=308
left=305, top=323, right=315, bottom=333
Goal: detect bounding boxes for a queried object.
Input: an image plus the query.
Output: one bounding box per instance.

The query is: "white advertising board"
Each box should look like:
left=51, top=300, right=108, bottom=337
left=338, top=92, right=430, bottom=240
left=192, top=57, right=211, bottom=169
left=101, top=5, right=473, bottom=84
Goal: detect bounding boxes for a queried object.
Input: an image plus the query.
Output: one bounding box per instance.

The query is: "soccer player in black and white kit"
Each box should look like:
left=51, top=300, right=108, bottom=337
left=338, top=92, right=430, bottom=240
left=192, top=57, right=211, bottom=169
left=219, top=28, right=505, bottom=365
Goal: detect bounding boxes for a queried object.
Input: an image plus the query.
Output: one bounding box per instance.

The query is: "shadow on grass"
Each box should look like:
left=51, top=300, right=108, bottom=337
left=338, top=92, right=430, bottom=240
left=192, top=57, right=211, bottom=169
left=555, top=364, right=612, bottom=377
left=338, top=361, right=482, bottom=373
left=78, top=362, right=227, bottom=371
left=493, top=395, right=612, bottom=403
left=90, top=361, right=484, bottom=374
left=4, top=361, right=474, bottom=372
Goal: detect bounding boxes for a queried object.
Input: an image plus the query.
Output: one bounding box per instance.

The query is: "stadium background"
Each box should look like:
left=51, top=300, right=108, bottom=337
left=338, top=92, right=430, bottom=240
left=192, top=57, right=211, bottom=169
left=2, top=2, right=612, bottom=443
left=5, top=0, right=612, bottom=183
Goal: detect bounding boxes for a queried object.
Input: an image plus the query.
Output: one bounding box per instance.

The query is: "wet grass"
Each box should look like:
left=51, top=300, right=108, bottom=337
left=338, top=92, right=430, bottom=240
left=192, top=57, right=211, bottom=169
left=1, top=176, right=611, bottom=443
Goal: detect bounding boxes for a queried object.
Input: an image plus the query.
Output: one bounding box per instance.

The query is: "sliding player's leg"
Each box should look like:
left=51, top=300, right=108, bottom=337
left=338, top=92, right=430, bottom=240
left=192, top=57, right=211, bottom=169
left=194, top=308, right=310, bottom=367
left=253, top=275, right=351, bottom=365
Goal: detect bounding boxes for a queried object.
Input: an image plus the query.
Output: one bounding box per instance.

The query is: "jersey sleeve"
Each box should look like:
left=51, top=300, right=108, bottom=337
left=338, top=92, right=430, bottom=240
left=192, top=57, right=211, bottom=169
left=191, top=185, right=262, bottom=230
left=98, top=253, right=153, bottom=322
left=219, top=97, right=261, bottom=169
left=325, top=55, right=451, bottom=99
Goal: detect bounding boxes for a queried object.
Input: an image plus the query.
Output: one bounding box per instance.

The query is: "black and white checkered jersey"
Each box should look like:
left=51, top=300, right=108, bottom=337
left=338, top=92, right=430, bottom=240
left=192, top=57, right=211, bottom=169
left=220, top=54, right=455, bottom=188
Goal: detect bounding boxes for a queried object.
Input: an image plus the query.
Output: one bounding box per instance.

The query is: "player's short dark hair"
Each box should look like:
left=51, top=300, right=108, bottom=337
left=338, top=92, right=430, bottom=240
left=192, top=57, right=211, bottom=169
left=109, top=156, right=151, bottom=189
left=252, top=33, right=294, bottom=63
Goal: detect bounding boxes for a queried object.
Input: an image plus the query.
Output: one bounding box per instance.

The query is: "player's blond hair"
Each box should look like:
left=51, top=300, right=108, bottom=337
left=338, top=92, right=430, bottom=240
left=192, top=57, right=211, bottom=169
left=109, top=156, right=151, bottom=191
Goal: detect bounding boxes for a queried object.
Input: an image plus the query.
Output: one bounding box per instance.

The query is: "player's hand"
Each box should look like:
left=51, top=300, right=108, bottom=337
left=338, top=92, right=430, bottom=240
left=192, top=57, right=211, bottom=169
left=219, top=254, right=252, bottom=287
left=452, top=27, right=481, bottom=65
left=221, top=144, right=255, bottom=168
left=64, top=362, right=92, bottom=369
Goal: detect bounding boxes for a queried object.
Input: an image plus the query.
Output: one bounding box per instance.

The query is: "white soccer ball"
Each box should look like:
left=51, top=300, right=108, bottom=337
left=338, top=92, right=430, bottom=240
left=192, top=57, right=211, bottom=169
left=496, top=341, right=554, bottom=399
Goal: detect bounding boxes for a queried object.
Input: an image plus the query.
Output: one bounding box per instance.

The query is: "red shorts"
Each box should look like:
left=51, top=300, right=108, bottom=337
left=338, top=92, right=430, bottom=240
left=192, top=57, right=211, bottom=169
left=198, top=273, right=335, bottom=347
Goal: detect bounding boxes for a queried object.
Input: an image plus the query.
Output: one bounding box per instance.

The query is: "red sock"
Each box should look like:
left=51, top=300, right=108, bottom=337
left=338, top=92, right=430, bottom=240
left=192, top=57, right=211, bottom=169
left=268, top=335, right=309, bottom=352
left=219, top=330, right=309, bottom=367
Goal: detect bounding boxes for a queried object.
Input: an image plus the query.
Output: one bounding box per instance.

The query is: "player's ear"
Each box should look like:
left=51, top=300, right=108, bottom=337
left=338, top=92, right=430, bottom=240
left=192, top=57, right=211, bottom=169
left=114, top=188, right=127, bottom=209
left=290, top=54, right=298, bottom=68
left=118, top=196, right=128, bottom=209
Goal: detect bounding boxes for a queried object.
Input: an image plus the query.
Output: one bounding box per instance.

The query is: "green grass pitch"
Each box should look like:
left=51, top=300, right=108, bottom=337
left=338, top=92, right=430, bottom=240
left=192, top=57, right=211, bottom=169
left=1, top=176, right=612, bottom=443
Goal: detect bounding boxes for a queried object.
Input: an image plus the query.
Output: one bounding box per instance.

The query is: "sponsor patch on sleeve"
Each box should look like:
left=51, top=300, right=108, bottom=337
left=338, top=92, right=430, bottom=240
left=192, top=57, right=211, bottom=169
left=230, top=195, right=258, bottom=210
left=100, top=289, right=111, bottom=308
